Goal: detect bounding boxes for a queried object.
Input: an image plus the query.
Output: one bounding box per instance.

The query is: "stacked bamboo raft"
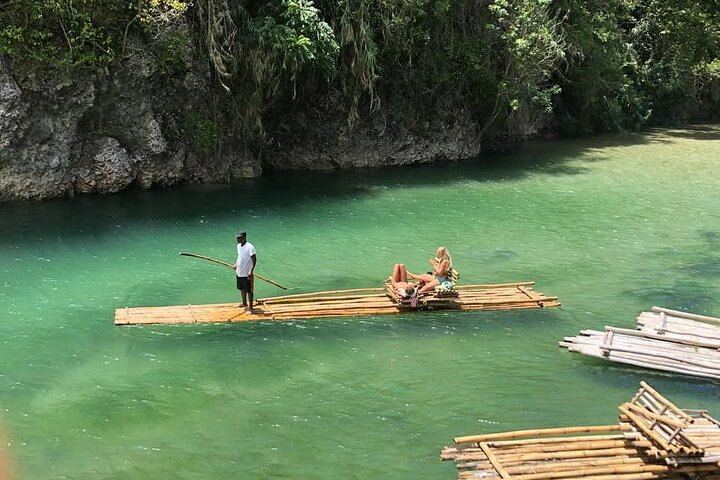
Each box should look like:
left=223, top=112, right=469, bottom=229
left=559, top=307, right=720, bottom=380
left=114, top=281, right=560, bottom=325
left=441, top=381, right=720, bottom=480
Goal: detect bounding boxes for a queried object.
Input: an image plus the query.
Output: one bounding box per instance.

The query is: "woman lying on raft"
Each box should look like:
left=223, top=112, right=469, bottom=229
left=390, top=263, right=423, bottom=304
left=408, top=246, right=453, bottom=293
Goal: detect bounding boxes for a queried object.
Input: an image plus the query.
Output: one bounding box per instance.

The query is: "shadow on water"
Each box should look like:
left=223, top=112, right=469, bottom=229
left=684, top=231, right=720, bottom=278
left=0, top=128, right=668, bottom=242
left=2, top=124, right=716, bottom=243
left=648, top=124, right=720, bottom=142
left=573, top=357, right=720, bottom=396
left=624, top=229, right=720, bottom=316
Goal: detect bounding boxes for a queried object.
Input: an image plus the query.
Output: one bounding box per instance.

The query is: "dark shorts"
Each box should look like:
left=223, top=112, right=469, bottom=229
left=236, top=276, right=253, bottom=293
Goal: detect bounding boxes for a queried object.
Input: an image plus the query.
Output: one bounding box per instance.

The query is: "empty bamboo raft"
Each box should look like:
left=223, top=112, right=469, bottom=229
left=441, top=381, right=720, bottom=480
left=114, top=281, right=560, bottom=325
left=559, top=307, right=720, bottom=380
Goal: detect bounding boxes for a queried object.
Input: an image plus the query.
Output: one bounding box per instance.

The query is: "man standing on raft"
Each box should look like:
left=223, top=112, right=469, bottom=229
left=233, top=231, right=256, bottom=313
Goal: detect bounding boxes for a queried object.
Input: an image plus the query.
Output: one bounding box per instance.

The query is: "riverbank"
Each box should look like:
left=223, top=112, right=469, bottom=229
left=0, top=54, right=483, bottom=202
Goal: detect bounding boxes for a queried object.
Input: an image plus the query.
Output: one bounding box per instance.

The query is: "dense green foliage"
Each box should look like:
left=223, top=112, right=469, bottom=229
left=0, top=0, right=188, bottom=68
left=2, top=0, right=719, bottom=142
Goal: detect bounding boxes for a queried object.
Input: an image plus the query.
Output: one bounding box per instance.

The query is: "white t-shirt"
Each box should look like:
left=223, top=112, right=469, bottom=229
left=236, top=242, right=256, bottom=277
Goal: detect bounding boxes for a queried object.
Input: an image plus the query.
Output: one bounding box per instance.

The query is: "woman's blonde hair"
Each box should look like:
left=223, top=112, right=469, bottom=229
left=436, top=247, right=452, bottom=267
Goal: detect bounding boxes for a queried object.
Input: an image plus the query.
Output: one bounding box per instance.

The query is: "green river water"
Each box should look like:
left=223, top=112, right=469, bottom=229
left=1, top=126, right=719, bottom=479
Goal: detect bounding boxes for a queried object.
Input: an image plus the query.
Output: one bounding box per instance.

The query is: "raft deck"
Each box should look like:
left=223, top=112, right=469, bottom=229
left=114, top=281, right=560, bottom=326
left=441, top=381, right=720, bottom=480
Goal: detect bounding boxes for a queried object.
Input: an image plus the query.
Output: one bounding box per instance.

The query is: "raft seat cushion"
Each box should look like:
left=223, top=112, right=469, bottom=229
left=433, top=284, right=458, bottom=297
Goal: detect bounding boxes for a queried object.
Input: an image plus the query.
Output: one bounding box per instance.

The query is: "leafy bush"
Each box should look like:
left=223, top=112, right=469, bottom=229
left=0, top=0, right=189, bottom=69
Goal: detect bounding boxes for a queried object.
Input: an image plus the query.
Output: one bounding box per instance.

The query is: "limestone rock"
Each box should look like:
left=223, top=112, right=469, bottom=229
left=0, top=60, right=27, bottom=149
left=74, top=137, right=137, bottom=194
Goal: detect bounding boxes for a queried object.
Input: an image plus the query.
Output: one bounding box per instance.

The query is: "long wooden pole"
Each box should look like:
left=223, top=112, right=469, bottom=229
left=454, top=425, right=626, bottom=445
left=178, top=252, right=289, bottom=290
left=651, top=306, right=720, bottom=325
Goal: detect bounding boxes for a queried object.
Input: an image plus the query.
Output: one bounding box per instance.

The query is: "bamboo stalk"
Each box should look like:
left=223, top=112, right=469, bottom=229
left=575, top=330, right=720, bottom=361
left=260, top=293, right=390, bottom=305
left=638, top=313, right=720, bottom=333
left=651, top=306, right=720, bottom=326
left=262, top=296, right=395, bottom=310
left=490, top=447, right=641, bottom=463
left=502, top=456, right=648, bottom=475
left=258, top=287, right=386, bottom=302
left=637, top=320, right=720, bottom=342
left=639, top=382, right=694, bottom=423
left=622, top=402, right=687, bottom=429
left=569, top=341, right=720, bottom=376
left=455, top=282, right=536, bottom=289
left=619, top=405, right=674, bottom=450
left=489, top=434, right=632, bottom=447
left=455, top=425, right=626, bottom=445
left=606, top=326, right=720, bottom=349
left=574, top=347, right=720, bottom=380
left=510, top=463, right=669, bottom=480
left=490, top=439, right=631, bottom=455
left=179, top=252, right=289, bottom=289
left=478, top=442, right=512, bottom=479
left=563, top=333, right=720, bottom=379
left=515, top=474, right=657, bottom=480
left=580, top=345, right=720, bottom=373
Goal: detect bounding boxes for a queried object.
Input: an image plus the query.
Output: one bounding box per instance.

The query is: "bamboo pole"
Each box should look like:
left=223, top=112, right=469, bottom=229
left=574, top=328, right=720, bottom=361
left=478, top=442, right=512, bottom=479
left=568, top=341, right=720, bottom=376
left=572, top=347, right=720, bottom=380
left=638, top=312, right=720, bottom=332
left=639, top=382, right=694, bottom=423
left=651, top=306, right=720, bottom=326
left=455, top=425, right=626, bottom=445
left=488, top=447, right=641, bottom=463
left=261, top=295, right=393, bottom=308
left=489, top=439, right=631, bottom=455
left=509, top=463, right=669, bottom=480
left=512, top=474, right=657, bottom=480
left=503, top=456, right=648, bottom=475
left=619, top=405, right=674, bottom=450
left=619, top=412, right=697, bottom=454
left=489, top=434, right=633, bottom=447
left=179, top=252, right=289, bottom=290
left=606, top=326, right=720, bottom=349
left=562, top=332, right=720, bottom=379
left=258, top=287, right=386, bottom=302
left=637, top=319, right=720, bottom=342
left=261, top=293, right=389, bottom=304
left=622, top=402, right=687, bottom=429
left=455, top=282, right=536, bottom=289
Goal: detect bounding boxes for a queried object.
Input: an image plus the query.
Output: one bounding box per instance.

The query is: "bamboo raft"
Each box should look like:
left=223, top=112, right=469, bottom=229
left=441, top=381, right=720, bottom=480
left=114, top=281, right=560, bottom=325
left=560, top=307, right=720, bottom=380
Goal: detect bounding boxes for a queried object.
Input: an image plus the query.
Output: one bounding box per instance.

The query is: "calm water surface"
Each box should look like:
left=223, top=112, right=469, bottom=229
left=1, top=126, right=720, bottom=479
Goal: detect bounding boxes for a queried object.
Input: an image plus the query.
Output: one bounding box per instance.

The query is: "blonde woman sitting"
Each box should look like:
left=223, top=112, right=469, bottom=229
left=408, top=247, right=453, bottom=294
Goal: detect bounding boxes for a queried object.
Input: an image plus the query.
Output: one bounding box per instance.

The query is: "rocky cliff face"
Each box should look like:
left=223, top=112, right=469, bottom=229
left=0, top=51, right=260, bottom=202
left=263, top=109, right=481, bottom=171
left=0, top=53, right=482, bottom=202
